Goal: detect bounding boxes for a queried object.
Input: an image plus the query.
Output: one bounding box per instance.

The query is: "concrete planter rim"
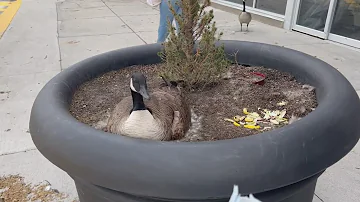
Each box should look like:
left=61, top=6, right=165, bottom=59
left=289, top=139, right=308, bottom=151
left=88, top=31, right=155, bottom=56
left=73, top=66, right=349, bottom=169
left=29, top=40, right=360, bottom=200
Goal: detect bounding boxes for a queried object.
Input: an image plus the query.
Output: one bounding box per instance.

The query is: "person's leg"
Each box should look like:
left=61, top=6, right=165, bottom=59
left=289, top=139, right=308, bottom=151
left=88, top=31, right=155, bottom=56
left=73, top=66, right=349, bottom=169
left=174, top=1, right=182, bottom=34
left=157, top=1, right=173, bottom=42
left=157, top=0, right=180, bottom=43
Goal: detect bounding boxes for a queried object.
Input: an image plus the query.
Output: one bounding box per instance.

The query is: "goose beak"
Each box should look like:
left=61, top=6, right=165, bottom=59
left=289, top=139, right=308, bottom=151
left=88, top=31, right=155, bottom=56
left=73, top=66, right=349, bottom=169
left=139, top=86, right=150, bottom=100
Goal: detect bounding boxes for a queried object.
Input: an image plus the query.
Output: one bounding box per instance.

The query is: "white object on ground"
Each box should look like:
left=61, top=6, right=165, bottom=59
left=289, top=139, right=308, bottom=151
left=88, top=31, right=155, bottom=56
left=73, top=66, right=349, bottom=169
left=146, top=0, right=161, bottom=7
left=229, top=185, right=262, bottom=202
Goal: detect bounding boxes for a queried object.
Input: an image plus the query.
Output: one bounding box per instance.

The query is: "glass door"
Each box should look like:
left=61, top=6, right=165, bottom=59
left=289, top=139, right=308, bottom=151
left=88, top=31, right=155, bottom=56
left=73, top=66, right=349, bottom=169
left=292, top=0, right=337, bottom=39
left=328, top=0, right=360, bottom=48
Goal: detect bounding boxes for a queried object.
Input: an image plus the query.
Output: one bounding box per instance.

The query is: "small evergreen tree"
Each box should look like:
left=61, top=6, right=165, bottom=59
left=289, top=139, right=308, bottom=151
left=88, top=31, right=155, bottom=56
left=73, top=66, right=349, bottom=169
left=158, top=0, right=229, bottom=90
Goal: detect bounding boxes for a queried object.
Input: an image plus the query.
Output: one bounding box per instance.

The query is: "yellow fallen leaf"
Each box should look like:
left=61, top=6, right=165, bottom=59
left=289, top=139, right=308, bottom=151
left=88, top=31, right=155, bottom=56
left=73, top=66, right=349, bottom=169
left=243, top=108, right=249, bottom=115
left=276, top=117, right=287, bottom=123
left=224, top=118, right=235, bottom=123
left=269, top=111, right=278, bottom=117
left=246, top=121, right=257, bottom=126
left=279, top=110, right=286, bottom=118
left=244, top=125, right=260, bottom=129
left=248, top=112, right=260, bottom=118
left=245, top=117, right=254, bottom=122
left=234, top=115, right=245, bottom=122
left=263, top=113, right=271, bottom=120
left=260, top=127, right=272, bottom=131
left=233, top=122, right=241, bottom=127
left=270, top=119, right=280, bottom=125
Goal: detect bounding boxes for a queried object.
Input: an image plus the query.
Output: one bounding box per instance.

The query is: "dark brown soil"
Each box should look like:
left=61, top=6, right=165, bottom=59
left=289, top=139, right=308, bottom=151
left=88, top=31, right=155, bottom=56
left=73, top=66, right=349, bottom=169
left=69, top=64, right=317, bottom=142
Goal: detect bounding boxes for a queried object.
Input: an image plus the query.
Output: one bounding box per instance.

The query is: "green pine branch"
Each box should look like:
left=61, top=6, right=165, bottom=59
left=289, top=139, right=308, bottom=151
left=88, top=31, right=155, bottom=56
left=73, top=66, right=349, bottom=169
left=158, top=0, right=230, bottom=90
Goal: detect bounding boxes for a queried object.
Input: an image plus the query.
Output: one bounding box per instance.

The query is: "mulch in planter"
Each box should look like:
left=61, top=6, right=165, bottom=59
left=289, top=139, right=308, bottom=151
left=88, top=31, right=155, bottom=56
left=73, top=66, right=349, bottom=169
left=69, top=64, right=317, bottom=142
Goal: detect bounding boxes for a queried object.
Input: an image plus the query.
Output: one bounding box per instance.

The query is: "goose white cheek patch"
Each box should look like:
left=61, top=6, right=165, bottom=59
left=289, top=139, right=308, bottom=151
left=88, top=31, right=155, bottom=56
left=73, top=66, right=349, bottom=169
left=130, top=78, right=137, bottom=92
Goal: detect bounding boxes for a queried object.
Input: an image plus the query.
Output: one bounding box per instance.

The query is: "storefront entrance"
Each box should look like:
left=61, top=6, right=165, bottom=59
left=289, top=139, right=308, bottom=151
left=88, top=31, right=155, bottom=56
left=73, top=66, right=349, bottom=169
left=213, top=0, right=360, bottom=48
left=292, top=0, right=360, bottom=48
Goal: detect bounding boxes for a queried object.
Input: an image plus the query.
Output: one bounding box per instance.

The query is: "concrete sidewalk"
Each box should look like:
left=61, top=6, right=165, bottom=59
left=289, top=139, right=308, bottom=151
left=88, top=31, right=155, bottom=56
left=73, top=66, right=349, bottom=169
left=0, top=0, right=359, bottom=201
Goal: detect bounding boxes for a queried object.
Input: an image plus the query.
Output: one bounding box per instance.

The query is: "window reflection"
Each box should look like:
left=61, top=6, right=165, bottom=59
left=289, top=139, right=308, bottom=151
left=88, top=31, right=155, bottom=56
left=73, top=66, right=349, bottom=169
left=331, top=0, right=360, bottom=40
left=296, top=0, right=330, bottom=31
left=222, top=0, right=288, bottom=15
left=255, top=0, right=288, bottom=15
left=224, top=0, right=254, bottom=7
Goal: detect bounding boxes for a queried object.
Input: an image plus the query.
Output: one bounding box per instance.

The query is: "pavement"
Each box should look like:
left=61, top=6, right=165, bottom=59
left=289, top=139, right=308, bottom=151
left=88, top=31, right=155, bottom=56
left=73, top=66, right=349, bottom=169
left=0, top=0, right=359, bottom=201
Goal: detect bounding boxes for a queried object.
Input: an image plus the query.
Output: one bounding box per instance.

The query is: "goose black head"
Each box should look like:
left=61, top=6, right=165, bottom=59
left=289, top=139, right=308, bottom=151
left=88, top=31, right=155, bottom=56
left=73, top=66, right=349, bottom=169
left=130, top=72, right=150, bottom=100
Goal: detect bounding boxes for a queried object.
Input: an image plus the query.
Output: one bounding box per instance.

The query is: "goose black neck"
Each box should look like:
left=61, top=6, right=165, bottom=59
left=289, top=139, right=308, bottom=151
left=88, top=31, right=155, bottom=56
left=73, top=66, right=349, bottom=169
left=131, top=89, right=146, bottom=111
left=243, top=1, right=246, bottom=12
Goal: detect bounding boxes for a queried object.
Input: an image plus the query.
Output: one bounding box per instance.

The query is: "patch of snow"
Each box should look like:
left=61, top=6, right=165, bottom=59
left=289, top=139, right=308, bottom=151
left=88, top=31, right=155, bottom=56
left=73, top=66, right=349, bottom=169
left=0, top=188, right=9, bottom=193
left=184, top=109, right=203, bottom=140
left=302, top=84, right=315, bottom=91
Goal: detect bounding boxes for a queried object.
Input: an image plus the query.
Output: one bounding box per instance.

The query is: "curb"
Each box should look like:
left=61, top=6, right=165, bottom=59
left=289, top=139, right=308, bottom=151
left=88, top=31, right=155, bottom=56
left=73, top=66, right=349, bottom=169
left=0, top=0, right=21, bottom=38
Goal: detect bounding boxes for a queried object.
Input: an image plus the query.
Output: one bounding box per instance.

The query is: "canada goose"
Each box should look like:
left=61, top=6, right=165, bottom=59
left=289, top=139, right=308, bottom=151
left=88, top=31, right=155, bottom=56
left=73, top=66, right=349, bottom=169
left=106, top=72, right=191, bottom=141
left=239, top=0, right=252, bottom=31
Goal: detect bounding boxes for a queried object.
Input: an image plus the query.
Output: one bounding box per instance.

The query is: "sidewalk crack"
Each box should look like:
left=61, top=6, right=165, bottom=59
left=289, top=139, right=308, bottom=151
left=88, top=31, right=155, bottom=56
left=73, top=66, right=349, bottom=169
left=315, top=193, right=325, bottom=202
left=0, top=148, right=37, bottom=157
left=55, top=2, right=64, bottom=71
left=101, top=0, right=148, bottom=44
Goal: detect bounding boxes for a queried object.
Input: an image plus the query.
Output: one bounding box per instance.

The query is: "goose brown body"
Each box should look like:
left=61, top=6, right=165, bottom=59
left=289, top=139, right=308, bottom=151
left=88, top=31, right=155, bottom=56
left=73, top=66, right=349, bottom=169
left=239, top=0, right=252, bottom=31
left=107, top=78, right=191, bottom=141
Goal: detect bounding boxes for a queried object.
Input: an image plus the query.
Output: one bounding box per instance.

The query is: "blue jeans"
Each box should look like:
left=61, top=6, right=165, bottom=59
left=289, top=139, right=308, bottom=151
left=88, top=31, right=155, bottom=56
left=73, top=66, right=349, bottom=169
left=157, top=0, right=181, bottom=43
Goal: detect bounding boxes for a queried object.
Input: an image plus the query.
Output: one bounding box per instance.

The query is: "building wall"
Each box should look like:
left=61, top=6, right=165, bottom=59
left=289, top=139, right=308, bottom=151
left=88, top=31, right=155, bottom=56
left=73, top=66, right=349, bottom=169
left=214, top=0, right=360, bottom=48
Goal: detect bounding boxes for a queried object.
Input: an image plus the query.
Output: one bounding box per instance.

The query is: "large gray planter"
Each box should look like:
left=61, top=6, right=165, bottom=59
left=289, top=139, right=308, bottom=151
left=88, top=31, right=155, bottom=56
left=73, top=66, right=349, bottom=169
left=29, top=41, right=360, bottom=202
